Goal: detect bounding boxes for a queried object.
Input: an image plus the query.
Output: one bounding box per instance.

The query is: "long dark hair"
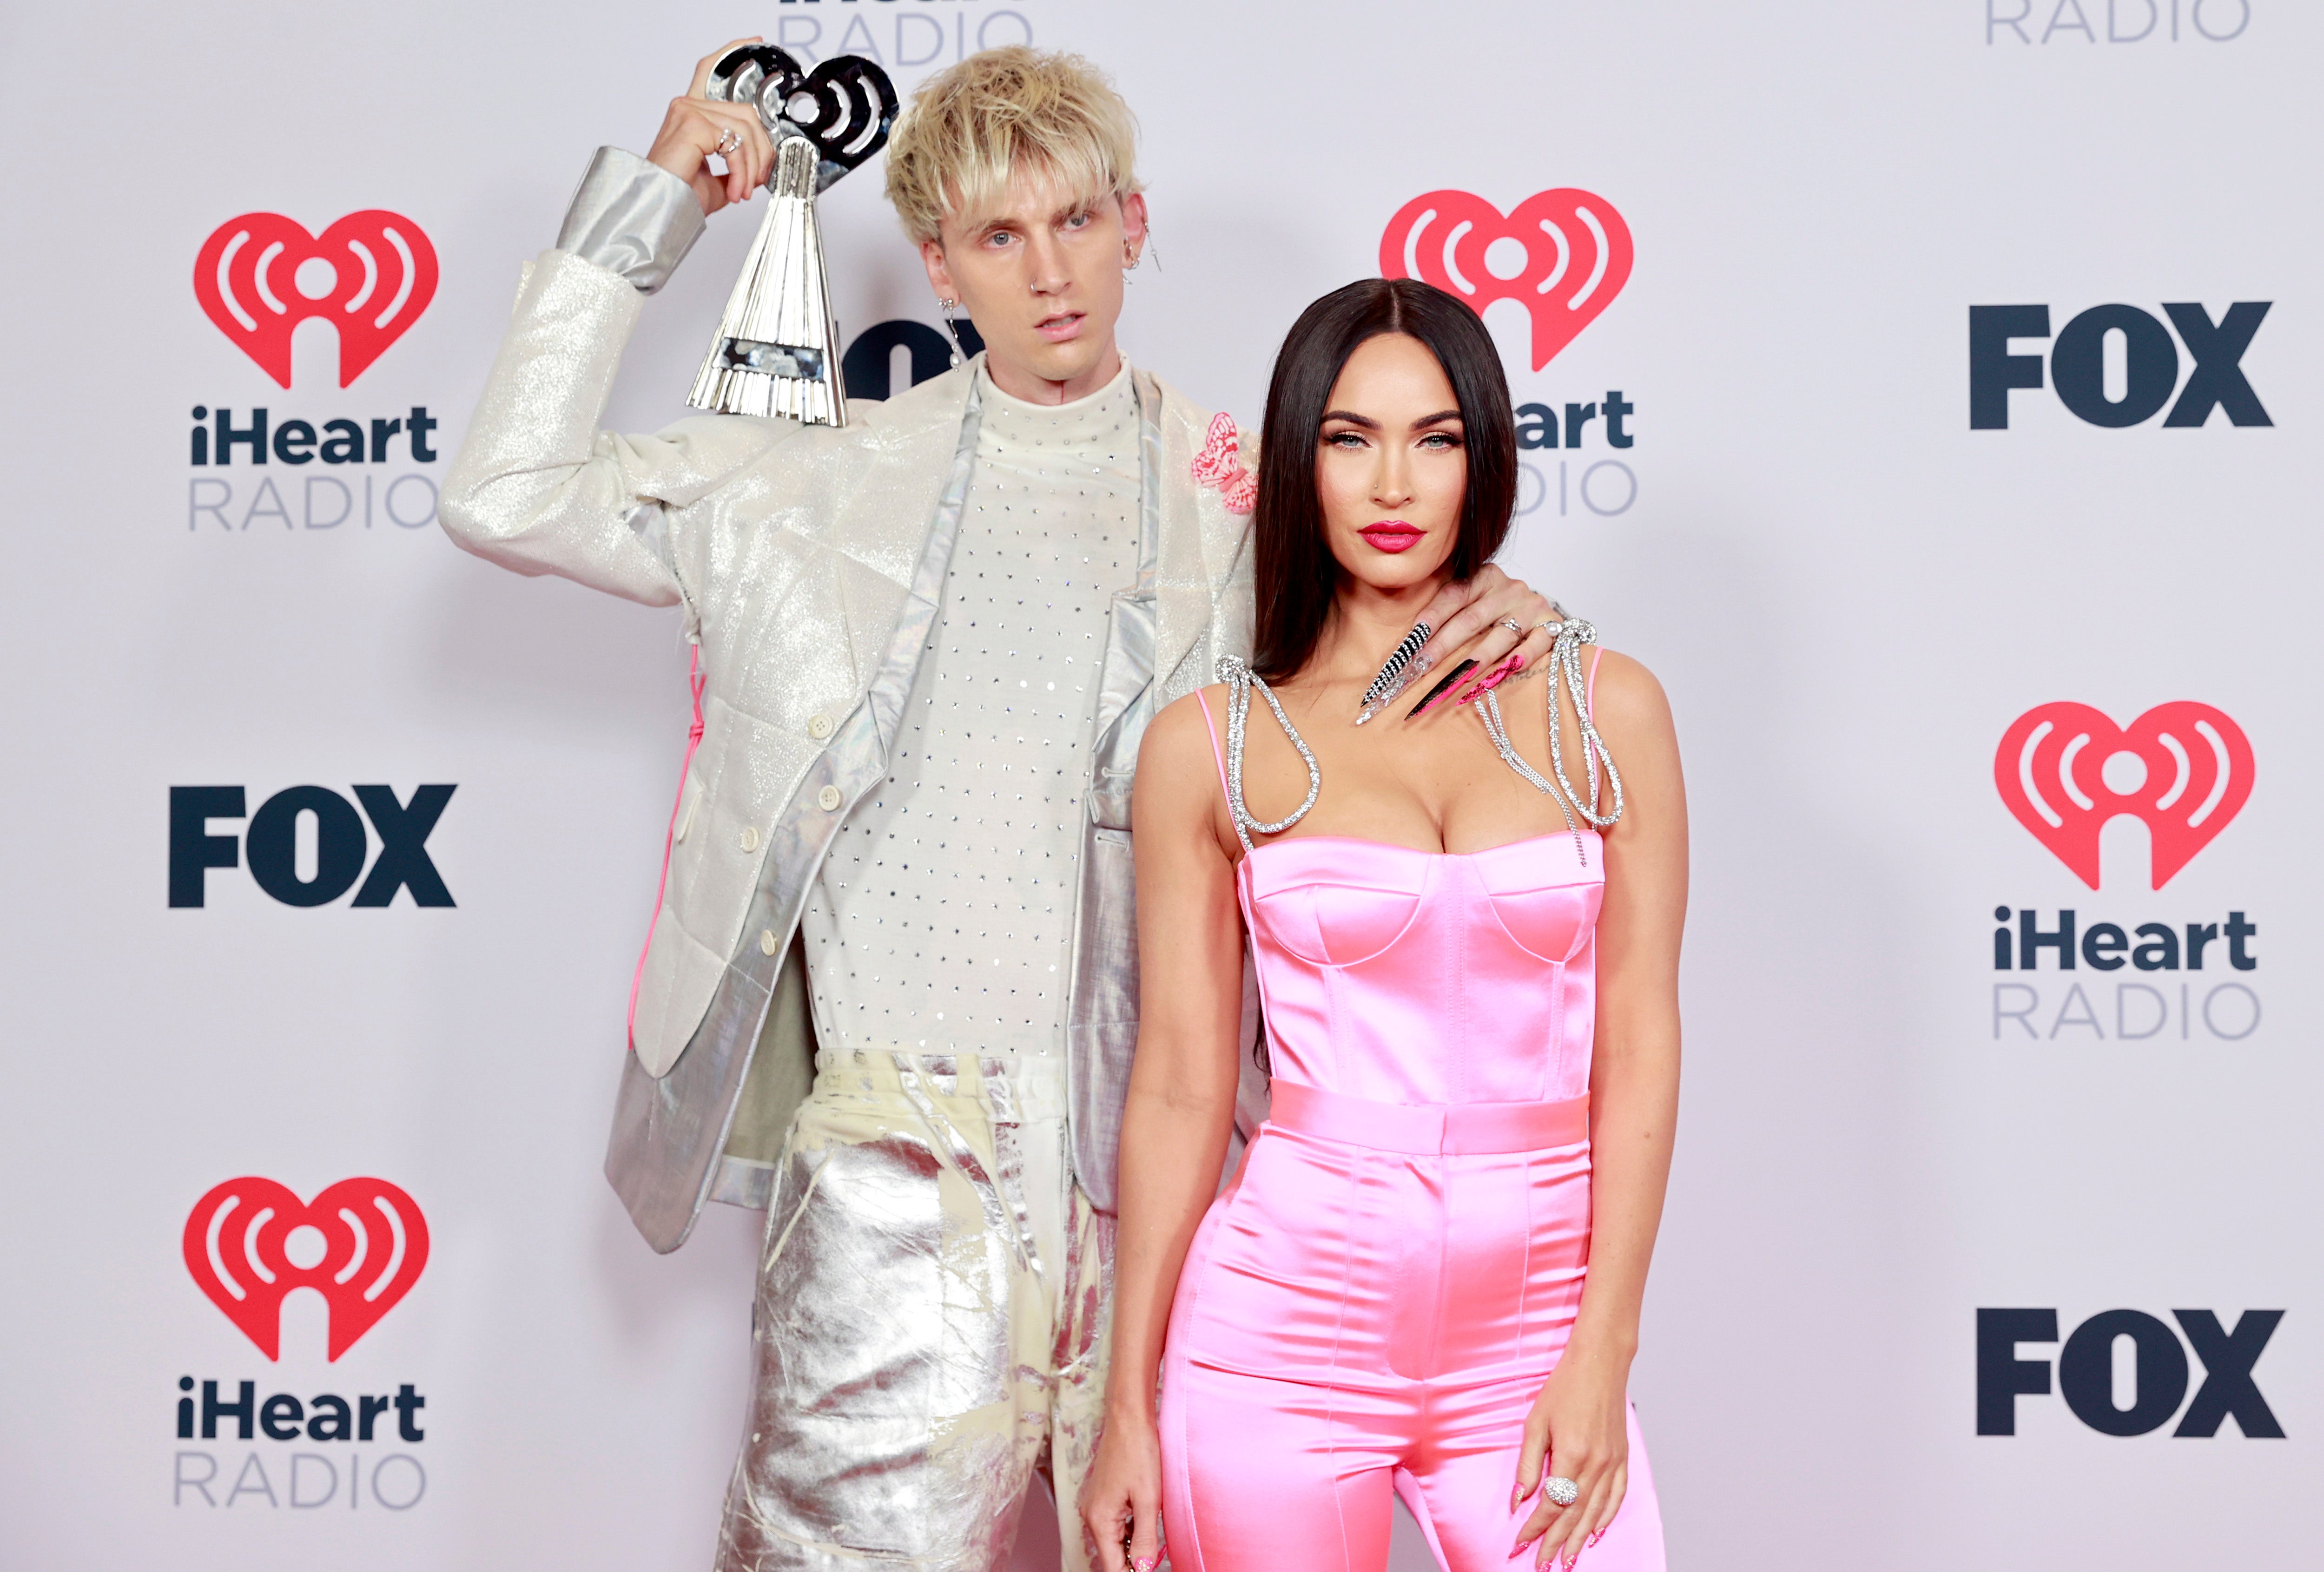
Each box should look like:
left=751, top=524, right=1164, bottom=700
left=1249, top=278, right=1518, bottom=682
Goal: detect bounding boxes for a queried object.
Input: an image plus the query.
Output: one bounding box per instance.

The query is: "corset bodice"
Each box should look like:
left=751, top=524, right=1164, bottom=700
left=1238, top=829, right=1604, bottom=1106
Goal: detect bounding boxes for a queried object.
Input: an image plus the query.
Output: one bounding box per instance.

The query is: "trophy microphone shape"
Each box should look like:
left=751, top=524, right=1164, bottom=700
left=688, top=46, right=898, bottom=425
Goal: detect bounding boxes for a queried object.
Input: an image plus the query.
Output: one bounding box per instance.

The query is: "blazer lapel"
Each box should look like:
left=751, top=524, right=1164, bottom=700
left=1144, top=370, right=1256, bottom=704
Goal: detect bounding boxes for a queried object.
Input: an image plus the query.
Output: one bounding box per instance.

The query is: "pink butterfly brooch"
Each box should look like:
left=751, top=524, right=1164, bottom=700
left=1192, top=412, right=1257, bottom=515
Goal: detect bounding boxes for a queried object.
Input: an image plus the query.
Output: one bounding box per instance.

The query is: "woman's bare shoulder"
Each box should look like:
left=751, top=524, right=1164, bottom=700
left=1141, top=687, right=1230, bottom=785
left=1587, top=647, right=1664, bottom=706
left=1583, top=646, right=1676, bottom=751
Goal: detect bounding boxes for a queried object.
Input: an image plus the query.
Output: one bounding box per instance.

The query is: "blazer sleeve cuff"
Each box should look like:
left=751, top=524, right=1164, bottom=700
left=555, top=146, right=707, bottom=296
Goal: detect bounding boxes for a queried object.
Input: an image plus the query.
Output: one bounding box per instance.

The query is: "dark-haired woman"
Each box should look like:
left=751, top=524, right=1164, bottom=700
left=1078, top=279, right=1684, bottom=1572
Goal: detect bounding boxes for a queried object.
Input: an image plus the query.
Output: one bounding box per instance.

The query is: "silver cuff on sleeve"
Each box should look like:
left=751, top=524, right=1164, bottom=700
left=555, top=146, right=707, bottom=296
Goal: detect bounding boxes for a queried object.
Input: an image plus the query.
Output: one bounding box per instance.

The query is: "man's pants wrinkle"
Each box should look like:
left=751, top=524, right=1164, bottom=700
left=716, top=1050, right=1113, bottom=1572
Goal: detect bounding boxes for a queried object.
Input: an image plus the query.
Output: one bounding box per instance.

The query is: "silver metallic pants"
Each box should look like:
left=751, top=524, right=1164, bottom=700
left=715, top=1049, right=1113, bottom=1572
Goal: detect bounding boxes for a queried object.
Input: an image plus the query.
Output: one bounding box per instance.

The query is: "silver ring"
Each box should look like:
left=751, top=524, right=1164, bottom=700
left=1533, top=617, right=1561, bottom=631
left=1545, top=1476, right=1580, bottom=1507
left=1497, top=617, right=1525, bottom=637
left=714, top=127, right=741, bottom=157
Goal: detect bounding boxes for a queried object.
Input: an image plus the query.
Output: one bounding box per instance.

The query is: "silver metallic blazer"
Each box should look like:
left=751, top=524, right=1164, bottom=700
left=440, top=247, right=1256, bottom=1252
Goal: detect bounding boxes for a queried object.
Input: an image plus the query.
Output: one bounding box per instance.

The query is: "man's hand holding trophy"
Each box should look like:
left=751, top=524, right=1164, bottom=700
left=647, top=36, right=898, bottom=425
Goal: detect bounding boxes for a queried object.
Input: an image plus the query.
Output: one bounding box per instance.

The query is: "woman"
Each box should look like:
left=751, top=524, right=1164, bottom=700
left=1079, top=278, right=1685, bottom=1572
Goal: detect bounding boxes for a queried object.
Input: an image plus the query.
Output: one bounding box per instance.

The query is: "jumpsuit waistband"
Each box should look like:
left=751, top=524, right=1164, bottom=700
left=1267, top=1080, right=1589, bottom=1155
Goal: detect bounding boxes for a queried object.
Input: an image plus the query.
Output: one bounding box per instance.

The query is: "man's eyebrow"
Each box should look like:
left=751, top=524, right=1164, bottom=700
left=1321, top=410, right=1380, bottom=430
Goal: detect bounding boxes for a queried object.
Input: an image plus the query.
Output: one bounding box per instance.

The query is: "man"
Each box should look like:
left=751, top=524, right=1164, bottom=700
left=441, top=42, right=1561, bottom=1572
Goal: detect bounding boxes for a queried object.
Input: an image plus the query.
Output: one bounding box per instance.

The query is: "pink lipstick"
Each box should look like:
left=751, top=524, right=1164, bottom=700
left=1359, top=521, right=1423, bottom=553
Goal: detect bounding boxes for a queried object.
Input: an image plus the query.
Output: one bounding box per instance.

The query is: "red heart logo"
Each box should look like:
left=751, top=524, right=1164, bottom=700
left=1995, top=702, right=2253, bottom=890
left=193, top=212, right=438, bottom=388
left=1380, top=188, right=1633, bottom=369
left=182, top=1177, right=429, bottom=1361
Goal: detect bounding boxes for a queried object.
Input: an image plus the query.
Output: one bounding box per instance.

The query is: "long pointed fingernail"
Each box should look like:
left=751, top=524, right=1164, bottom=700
left=1454, top=652, right=1523, bottom=705
left=1359, top=622, right=1433, bottom=717
left=1406, top=660, right=1477, bottom=720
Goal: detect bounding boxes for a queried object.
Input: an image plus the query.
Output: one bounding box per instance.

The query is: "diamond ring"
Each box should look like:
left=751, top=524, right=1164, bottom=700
left=1545, top=1476, right=1580, bottom=1507
left=1498, top=616, right=1525, bottom=637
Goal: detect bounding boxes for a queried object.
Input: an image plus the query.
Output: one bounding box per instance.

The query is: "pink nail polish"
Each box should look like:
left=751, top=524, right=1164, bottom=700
left=1466, top=653, right=1523, bottom=703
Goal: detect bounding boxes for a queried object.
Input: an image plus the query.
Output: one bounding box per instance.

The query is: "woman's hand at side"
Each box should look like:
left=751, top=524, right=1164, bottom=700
left=1080, top=1408, right=1164, bottom=1572
left=645, top=38, right=778, bottom=216
left=1511, top=1342, right=1631, bottom=1570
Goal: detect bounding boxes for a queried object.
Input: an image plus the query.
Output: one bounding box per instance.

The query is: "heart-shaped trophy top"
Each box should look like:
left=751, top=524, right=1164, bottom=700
left=705, top=45, right=898, bottom=193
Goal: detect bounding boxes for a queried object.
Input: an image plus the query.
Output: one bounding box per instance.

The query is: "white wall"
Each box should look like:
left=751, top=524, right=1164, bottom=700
left=0, top=2, right=2311, bottom=1566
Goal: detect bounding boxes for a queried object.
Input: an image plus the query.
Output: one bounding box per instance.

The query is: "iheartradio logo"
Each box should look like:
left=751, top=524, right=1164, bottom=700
left=194, top=211, right=437, bottom=388
left=183, top=1177, right=429, bottom=1361
left=1380, top=188, right=1632, bottom=369
left=1996, top=703, right=2253, bottom=890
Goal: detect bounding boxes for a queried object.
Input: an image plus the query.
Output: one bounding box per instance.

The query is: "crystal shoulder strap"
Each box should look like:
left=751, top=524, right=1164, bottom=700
left=1477, top=617, right=1624, bottom=864
left=1216, top=655, right=1321, bottom=853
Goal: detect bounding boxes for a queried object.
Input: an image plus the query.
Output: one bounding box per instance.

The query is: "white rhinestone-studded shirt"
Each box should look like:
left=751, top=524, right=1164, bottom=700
left=799, top=362, right=1140, bottom=1061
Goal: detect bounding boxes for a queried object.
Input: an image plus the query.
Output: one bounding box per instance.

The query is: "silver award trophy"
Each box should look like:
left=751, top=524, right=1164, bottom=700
left=687, top=45, right=898, bottom=425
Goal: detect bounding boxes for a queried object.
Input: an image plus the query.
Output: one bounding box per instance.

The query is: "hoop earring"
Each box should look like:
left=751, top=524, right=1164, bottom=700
left=938, top=296, right=969, bottom=368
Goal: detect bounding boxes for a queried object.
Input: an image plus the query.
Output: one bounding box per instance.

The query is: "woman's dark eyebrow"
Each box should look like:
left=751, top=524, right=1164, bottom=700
left=1412, top=409, right=1464, bottom=428
left=1320, top=410, right=1380, bottom=430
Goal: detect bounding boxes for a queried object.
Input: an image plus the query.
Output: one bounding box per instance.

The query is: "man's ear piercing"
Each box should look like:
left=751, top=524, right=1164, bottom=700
left=938, top=297, right=969, bottom=368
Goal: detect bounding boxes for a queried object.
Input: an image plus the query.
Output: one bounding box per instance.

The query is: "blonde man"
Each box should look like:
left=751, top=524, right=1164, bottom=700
left=442, top=42, right=1560, bottom=1572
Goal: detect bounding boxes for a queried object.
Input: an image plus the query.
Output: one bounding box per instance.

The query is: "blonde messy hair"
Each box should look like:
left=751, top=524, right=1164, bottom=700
left=883, top=47, right=1142, bottom=245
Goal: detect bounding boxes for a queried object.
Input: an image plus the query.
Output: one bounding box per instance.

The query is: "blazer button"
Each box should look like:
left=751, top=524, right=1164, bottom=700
left=816, top=785, right=843, bottom=812
left=759, top=929, right=779, bottom=956
left=807, top=713, right=834, bottom=741
left=739, top=826, right=760, bottom=852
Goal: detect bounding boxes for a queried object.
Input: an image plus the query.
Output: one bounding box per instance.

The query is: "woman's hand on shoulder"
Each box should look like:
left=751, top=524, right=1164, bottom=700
left=1412, top=562, right=1562, bottom=702
left=646, top=39, right=778, bottom=216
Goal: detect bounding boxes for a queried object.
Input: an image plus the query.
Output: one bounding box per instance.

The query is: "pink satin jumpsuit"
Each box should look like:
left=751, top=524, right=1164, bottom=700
left=1159, top=684, right=1665, bottom=1572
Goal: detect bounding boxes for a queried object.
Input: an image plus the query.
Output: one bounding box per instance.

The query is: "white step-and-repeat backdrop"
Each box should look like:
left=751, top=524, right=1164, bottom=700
left=1, top=2, right=2311, bottom=1566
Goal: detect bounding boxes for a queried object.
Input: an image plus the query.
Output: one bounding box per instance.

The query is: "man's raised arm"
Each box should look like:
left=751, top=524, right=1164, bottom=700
left=438, top=40, right=795, bottom=612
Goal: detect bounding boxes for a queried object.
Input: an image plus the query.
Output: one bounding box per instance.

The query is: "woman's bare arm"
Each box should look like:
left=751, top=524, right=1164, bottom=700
left=1078, top=692, right=1247, bottom=1570
left=1515, top=650, right=1687, bottom=1569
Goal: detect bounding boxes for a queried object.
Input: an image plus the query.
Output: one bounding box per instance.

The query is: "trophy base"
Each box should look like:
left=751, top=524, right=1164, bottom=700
left=688, top=337, right=845, bottom=425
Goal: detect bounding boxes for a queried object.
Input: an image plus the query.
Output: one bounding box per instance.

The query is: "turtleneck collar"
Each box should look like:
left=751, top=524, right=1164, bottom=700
left=974, top=360, right=1136, bottom=450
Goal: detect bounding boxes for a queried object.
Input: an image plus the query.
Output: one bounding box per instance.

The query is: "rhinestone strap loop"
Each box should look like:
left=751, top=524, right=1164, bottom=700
left=1216, top=656, right=1321, bottom=852
left=1541, top=618, right=1624, bottom=830
left=1474, top=615, right=1624, bottom=858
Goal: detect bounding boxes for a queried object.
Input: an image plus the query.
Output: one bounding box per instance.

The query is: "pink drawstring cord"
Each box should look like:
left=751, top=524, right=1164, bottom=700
left=627, top=642, right=707, bottom=1052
